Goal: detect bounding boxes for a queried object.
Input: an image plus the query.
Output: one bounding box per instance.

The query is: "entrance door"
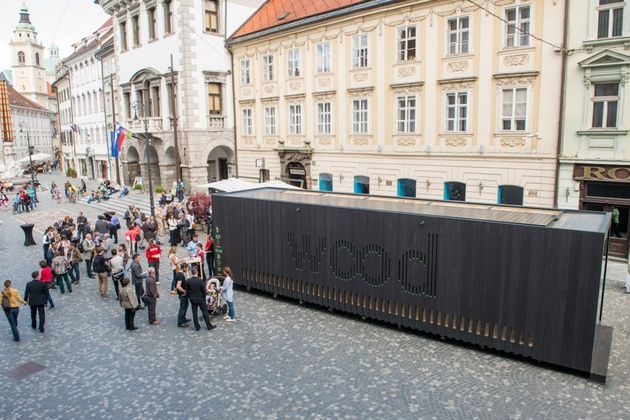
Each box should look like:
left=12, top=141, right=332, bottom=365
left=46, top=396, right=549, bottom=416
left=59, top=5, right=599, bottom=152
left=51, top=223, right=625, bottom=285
left=286, top=162, right=307, bottom=189
left=218, top=158, right=228, bottom=180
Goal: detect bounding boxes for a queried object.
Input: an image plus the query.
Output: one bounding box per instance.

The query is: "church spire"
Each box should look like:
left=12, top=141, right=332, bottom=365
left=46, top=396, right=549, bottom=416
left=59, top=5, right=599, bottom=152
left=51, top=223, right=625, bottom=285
left=16, top=2, right=36, bottom=32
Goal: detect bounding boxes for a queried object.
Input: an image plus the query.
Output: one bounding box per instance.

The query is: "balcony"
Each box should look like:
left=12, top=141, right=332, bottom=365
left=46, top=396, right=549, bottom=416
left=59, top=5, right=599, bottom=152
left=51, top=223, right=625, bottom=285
left=208, top=115, right=225, bottom=131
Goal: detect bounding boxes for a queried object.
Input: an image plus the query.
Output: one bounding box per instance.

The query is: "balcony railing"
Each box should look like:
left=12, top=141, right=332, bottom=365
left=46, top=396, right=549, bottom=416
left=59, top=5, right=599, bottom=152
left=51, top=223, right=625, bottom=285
left=208, top=115, right=225, bottom=131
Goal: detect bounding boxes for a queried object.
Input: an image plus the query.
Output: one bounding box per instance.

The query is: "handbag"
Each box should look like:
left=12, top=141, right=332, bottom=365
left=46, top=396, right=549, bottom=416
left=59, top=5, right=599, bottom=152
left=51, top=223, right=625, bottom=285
left=1, top=291, right=11, bottom=310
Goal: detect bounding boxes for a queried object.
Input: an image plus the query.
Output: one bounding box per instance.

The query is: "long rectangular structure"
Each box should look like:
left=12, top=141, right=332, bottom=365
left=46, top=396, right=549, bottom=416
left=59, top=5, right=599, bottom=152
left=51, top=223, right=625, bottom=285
left=213, top=188, right=613, bottom=379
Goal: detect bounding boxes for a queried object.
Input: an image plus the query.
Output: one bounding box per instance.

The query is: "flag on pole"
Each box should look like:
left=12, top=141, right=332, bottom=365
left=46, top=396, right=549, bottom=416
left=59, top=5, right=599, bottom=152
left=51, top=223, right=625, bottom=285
left=110, top=130, right=118, bottom=158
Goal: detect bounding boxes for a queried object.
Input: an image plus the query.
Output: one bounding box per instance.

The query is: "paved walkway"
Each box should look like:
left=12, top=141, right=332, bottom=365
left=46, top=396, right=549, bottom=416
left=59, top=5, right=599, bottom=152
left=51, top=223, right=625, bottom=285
left=0, top=174, right=629, bottom=418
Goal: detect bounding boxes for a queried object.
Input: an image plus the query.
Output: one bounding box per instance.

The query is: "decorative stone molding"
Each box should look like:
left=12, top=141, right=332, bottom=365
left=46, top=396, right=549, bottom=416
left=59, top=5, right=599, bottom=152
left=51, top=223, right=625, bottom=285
left=500, top=137, right=526, bottom=147
left=396, top=137, right=416, bottom=146
left=353, top=72, right=369, bottom=82
left=312, top=92, right=336, bottom=101
left=289, top=81, right=302, bottom=90
left=242, top=137, right=255, bottom=146
left=317, top=137, right=333, bottom=145
left=263, top=137, right=277, bottom=146
left=241, top=87, right=253, bottom=96
left=352, top=137, right=370, bottom=146
left=494, top=72, right=539, bottom=86
left=444, top=137, right=467, bottom=147
left=447, top=61, right=469, bottom=72
left=288, top=137, right=303, bottom=146
left=317, top=77, right=332, bottom=87
left=347, top=87, right=374, bottom=98
left=503, top=54, right=529, bottom=67
left=397, top=67, right=417, bottom=77
left=263, top=84, right=275, bottom=93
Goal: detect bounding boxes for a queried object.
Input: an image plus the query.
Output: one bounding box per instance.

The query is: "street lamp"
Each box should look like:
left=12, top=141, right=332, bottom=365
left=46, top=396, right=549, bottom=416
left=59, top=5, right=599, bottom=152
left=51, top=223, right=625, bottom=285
left=18, top=121, right=37, bottom=203
left=132, top=101, right=155, bottom=217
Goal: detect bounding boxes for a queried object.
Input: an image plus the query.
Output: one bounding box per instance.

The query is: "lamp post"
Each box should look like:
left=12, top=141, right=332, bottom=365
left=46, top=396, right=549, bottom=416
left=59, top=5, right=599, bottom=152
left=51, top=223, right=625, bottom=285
left=132, top=101, right=155, bottom=217
left=18, top=121, right=37, bottom=202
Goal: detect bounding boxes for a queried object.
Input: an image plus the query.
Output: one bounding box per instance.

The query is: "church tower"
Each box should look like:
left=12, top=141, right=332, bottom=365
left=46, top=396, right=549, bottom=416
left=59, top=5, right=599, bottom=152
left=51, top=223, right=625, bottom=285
left=9, top=3, right=48, bottom=109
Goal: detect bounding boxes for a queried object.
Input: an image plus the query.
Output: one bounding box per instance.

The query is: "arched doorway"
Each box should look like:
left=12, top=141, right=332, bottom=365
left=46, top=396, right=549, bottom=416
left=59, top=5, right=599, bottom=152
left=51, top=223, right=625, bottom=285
left=163, top=146, right=176, bottom=189
left=286, top=162, right=307, bottom=189
left=125, top=146, right=141, bottom=186
left=145, top=145, right=161, bottom=190
left=207, top=146, right=233, bottom=182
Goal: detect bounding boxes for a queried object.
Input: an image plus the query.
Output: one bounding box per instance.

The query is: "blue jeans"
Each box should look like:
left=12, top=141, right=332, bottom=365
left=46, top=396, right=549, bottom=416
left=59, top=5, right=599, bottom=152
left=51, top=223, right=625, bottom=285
left=70, top=263, right=80, bottom=283
left=227, top=301, right=235, bottom=320
left=46, top=292, right=55, bottom=309
left=171, top=270, right=177, bottom=291
left=4, top=308, right=20, bottom=341
left=177, top=295, right=189, bottom=325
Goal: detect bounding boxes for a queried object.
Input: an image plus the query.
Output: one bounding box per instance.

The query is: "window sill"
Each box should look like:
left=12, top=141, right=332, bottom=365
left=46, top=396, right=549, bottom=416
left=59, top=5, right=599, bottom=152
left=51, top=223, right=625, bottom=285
left=577, top=129, right=628, bottom=136
left=351, top=67, right=371, bottom=72
left=164, top=32, right=175, bottom=38
left=499, top=46, right=535, bottom=53
left=442, top=53, right=473, bottom=61
left=394, top=59, right=419, bottom=65
left=583, top=36, right=630, bottom=50
left=203, top=30, right=223, bottom=37
left=441, top=132, right=472, bottom=136
left=148, top=37, right=158, bottom=43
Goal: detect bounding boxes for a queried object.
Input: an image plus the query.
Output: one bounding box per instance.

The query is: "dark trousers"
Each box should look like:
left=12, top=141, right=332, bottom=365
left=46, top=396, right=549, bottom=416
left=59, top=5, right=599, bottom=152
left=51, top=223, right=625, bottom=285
left=85, top=257, right=93, bottom=277
left=56, top=273, right=72, bottom=294
left=177, top=295, right=189, bottom=325
left=134, top=282, right=144, bottom=309
left=46, top=290, right=55, bottom=308
left=148, top=261, right=160, bottom=283
left=124, top=308, right=136, bottom=330
left=206, top=253, right=214, bottom=277
left=70, top=263, right=80, bottom=283
left=30, top=305, right=45, bottom=332
left=4, top=307, right=20, bottom=341
left=190, top=301, right=213, bottom=330
left=111, top=229, right=119, bottom=244
left=171, top=270, right=177, bottom=291
left=43, top=244, right=49, bottom=260
left=145, top=296, right=157, bottom=323
left=111, top=273, right=122, bottom=300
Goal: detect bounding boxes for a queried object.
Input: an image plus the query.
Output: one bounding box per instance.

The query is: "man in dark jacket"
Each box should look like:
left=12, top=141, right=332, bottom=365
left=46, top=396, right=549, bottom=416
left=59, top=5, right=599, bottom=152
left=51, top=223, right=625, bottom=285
left=144, top=267, right=160, bottom=325
left=185, top=267, right=215, bottom=331
left=24, top=271, right=51, bottom=333
left=129, top=253, right=146, bottom=310
left=95, top=215, right=109, bottom=236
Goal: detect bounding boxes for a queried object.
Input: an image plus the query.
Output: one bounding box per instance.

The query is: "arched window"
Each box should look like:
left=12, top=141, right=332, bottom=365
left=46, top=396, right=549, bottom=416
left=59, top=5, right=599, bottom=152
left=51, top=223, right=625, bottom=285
left=498, top=185, right=524, bottom=206
left=444, top=181, right=466, bottom=201
left=18, top=51, right=25, bottom=64
left=319, top=173, right=333, bottom=191
left=35, top=52, right=40, bottom=66
left=397, top=178, right=416, bottom=198
left=354, top=175, right=370, bottom=194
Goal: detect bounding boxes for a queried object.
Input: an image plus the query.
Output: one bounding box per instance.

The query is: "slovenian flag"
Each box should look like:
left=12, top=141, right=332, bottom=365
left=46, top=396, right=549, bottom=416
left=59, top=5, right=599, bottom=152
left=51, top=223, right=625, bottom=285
left=110, top=130, right=118, bottom=158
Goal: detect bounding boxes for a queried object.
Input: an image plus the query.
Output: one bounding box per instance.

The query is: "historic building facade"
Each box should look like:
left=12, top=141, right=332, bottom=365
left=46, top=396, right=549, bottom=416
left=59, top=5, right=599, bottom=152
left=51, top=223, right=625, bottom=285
left=51, top=72, right=72, bottom=171
left=98, top=0, right=263, bottom=189
left=228, top=0, right=565, bottom=207
left=558, top=0, right=630, bottom=257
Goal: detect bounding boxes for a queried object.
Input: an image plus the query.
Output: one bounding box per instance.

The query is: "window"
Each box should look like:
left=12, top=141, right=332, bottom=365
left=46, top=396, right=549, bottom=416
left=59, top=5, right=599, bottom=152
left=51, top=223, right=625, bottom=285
left=498, top=185, right=524, bottom=205
left=397, top=95, right=417, bottom=133
left=352, top=99, right=369, bottom=134
left=505, top=5, right=530, bottom=48
left=445, top=92, right=468, bottom=132
left=444, top=181, right=466, bottom=201
left=352, top=34, right=368, bottom=68
left=501, top=87, right=528, bottom=131
left=163, top=0, right=173, bottom=34
left=398, top=26, right=417, bottom=61
left=447, top=16, right=470, bottom=55
left=124, top=92, right=131, bottom=119
left=17, top=51, right=25, bottom=64
left=598, top=0, right=624, bottom=38
left=240, top=59, right=251, bottom=85
left=354, top=176, right=370, bottom=194
left=592, top=83, right=619, bottom=128
left=264, top=106, right=276, bottom=135
left=148, top=7, right=157, bottom=40
left=319, top=173, right=333, bottom=191
left=288, top=48, right=301, bottom=78
left=204, top=0, right=219, bottom=33
left=152, top=86, right=161, bottom=117
left=207, top=83, right=221, bottom=115
left=132, top=15, right=140, bottom=47
left=397, top=179, right=416, bottom=198
left=317, top=102, right=332, bottom=134
left=242, top=108, right=253, bottom=135
left=289, top=104, right=302, bottom=134
left=263, top=54, right=274, bottom=82
left=317, top=42, right=331, bottom=73
left=35, top=52, right=40, bottom=66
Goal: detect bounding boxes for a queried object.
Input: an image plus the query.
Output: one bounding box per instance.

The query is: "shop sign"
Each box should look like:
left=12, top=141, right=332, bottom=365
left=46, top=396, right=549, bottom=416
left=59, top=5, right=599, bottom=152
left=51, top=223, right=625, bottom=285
left=574, top=165, right=630, bottom=182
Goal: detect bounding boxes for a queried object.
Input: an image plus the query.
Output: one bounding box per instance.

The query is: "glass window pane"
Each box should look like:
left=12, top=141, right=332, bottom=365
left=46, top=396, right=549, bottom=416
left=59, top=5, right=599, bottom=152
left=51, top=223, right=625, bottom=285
left=595, top=83, right=619, bottom=96
left=520, top=6, right=530, bottom=19
left=515, top=119, right=526, bottom=131
left=592, top=102, right=604, bottom=127
left=607, top=101, right=618, bottom=127
left=598, top=10, right=610, bottom=38
left=613, top=8, right=623, bottom=37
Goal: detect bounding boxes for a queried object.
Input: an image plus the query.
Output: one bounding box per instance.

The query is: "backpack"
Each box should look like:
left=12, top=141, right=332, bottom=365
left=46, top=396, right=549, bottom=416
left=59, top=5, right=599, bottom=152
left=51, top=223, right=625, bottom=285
left=1, top=291, right=10, bottom=309
left=78, top=241, right=85, bottom=253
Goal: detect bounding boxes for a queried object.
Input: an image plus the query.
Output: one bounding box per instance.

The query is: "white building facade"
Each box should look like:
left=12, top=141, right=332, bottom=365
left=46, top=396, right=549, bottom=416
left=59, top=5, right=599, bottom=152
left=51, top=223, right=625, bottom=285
left=98, top=0, right=263, bottom=188
left=558, top=0, right=630, bottom=258
left=7, top=83, right=54, bottom=160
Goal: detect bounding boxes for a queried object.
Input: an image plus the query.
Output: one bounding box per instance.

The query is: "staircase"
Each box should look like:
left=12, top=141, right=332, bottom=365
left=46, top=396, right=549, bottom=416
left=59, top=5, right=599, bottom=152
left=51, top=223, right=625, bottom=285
left=78, top=193, right=152, bottom=216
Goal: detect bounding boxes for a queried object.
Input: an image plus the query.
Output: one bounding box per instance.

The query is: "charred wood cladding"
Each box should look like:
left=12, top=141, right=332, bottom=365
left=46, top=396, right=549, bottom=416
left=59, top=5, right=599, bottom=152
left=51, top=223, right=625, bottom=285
left=213, top=189, right=613, bottom=381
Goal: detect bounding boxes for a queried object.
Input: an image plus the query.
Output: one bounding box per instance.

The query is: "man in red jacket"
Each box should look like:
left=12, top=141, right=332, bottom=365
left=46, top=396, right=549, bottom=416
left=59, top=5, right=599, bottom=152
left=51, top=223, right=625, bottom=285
left=145, top=239, right=161, bottom=285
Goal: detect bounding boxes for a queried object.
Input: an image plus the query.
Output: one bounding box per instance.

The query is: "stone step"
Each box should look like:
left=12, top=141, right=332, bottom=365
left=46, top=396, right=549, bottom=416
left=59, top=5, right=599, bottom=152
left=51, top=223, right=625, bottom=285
left=79, top=194, right=152, bottom=216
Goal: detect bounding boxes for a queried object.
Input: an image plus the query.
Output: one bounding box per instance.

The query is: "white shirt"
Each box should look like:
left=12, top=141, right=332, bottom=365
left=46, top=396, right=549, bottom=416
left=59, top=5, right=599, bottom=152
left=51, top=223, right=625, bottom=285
left=110, top=255, right=124, bottom=273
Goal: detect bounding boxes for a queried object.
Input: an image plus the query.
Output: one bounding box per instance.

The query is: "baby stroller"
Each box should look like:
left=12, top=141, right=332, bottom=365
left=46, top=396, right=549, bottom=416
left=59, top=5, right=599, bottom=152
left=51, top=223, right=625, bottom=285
left=206, top=278, right=228, bottom=316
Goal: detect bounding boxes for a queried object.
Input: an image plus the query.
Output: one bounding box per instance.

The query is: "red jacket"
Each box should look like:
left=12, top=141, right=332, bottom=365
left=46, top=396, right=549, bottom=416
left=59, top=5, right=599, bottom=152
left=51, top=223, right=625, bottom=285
left=146, top=245, right=161, bottom=263
left=39, top=267, right=53, bottom=283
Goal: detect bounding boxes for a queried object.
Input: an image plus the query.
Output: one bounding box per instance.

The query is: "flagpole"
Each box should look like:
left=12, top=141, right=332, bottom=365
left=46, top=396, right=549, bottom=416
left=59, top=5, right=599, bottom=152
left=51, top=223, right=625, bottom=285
left=110, top=73, right=120, bottom=184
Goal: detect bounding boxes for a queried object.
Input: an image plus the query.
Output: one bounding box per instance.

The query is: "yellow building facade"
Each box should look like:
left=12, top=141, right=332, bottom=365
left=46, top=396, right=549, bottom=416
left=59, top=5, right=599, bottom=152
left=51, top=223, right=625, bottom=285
left=228, top=0, right=565, bottom=206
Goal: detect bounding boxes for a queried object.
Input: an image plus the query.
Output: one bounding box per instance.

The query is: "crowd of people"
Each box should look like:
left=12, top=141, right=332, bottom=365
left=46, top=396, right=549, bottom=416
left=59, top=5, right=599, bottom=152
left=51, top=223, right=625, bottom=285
left=0, top=182, right=39, bottom=213
left=2, top=185, right=235, bottom=342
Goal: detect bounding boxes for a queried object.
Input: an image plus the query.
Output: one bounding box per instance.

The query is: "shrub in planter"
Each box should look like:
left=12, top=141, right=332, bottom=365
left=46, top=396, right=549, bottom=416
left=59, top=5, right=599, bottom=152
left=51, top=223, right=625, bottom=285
left=189, top=192, right=212, bottom=225
left=155, top=185, right=164, bottom=194
left=133, top=184, right=143, bottom=191
left=66, top=168, right=77, bottom=178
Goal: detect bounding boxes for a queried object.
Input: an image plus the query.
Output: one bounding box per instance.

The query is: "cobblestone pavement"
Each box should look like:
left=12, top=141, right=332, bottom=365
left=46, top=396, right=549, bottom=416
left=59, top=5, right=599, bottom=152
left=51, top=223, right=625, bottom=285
left=0, top=174, right=629, bottom=419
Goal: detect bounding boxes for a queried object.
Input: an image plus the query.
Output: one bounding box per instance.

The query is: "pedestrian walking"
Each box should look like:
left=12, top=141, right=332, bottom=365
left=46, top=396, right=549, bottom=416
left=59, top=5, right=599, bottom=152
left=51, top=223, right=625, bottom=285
left=92, top=247, right=110, bottom=298
left=175, top=262, right=190, bottom=327
left=38, top=260, right=55, bottom=308
left=2, top=280, right=27, bottom=342
left=185, top=267, right=215, bottom=331
left=24, top=271, right=50, bottom=333
left=145, top=239, right=161, bottom=285
left=221, top=266, right=235, bottom=322
left=144, top=267, right=160, bottom=325
left=110, top=249, right=124, bottom=300
left=129, top=254, right=146, bottom=311
left=51, top=251, right=73, bottom=294
left=109, top=212, right=121, bottom=244
left=119, top=278, right=138, bottom=331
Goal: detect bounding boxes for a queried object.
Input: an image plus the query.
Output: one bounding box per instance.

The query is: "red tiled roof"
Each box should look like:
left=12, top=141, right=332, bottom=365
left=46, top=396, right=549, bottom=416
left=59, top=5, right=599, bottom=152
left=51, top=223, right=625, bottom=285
left=98, top=17, right=113, bottom=32
left=7, top=84, right=47, bottom=111
left=232, top=0, right=371, bottom=39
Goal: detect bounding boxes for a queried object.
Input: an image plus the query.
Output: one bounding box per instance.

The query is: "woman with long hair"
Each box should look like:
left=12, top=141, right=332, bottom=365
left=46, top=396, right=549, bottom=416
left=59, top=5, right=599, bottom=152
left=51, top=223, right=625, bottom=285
left=221, top=266, right=235, bottom=322
left=168, top=246, right=179, bottom=294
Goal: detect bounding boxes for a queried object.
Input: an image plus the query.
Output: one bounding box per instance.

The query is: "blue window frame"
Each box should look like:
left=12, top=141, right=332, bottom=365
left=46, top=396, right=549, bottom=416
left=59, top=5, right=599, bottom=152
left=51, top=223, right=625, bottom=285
left=498, top=185, right=524, bottom=205
left=354, top=176, right=370, bottom=194
left=444, top=181, right=466, bottom=201
left=319, top=173, right=333, bottom=191
left=397, top=178, right=416, bottom=197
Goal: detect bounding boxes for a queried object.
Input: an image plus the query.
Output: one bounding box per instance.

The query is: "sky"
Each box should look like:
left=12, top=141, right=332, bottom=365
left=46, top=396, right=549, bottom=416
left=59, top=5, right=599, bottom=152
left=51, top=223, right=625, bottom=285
left=0, top=0, right=109, bottom=71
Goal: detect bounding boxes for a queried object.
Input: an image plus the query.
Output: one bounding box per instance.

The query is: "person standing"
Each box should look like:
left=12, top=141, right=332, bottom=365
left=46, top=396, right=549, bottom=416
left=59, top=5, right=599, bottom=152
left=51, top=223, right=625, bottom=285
left=175, top=262, right=190, bottom=327
left=119, top=278, right=138, bottom=331
left=168, top=246, right=179, bottom=295
left=66, top=243, right=82, bottom=285
left=109, top=212, right=121, bottom=244
left=92, top=247, right=110, bottom=298
left=185, top=267, right=215, bottom=331
left=81, top=233, right=95, bottom=279
left=24, top=271, right=50, bottom=333
left=109, top=249, right=124, bottom=300
left=141, top=217, right=157, bottom=248
left=2, top=280, right=27, bottom=341
left=77, top=212, right=88, bottom=240
left=38, top=261, right=55, bottom=309
left=204, top=236, right=214, bottom=277
left=42, top=227, right=53, bottom=260
left=51, top=251, right=73, bottom=294
left=612, top=207, right=622, bottom=238
left=125, top=223, right=139, bottom=254
left=129, top=254, right=146, bottom=310
left=144, top=267, right=160, bottom=325
left=145, top=239, right=161, bottom=285
left=221, top=266, right=235, bottom=322
left=187, top=234, right=200, bottom=273
left=95, top=215, right=109, bottom=236
left=168, top=214, right=180, bottom=246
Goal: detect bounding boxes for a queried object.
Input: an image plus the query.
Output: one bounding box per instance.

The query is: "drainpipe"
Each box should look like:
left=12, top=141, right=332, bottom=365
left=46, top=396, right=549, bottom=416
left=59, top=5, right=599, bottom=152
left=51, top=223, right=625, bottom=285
left=554, top=0, right=570, bottom=208
left=229, top=46, right=239, bottom=178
